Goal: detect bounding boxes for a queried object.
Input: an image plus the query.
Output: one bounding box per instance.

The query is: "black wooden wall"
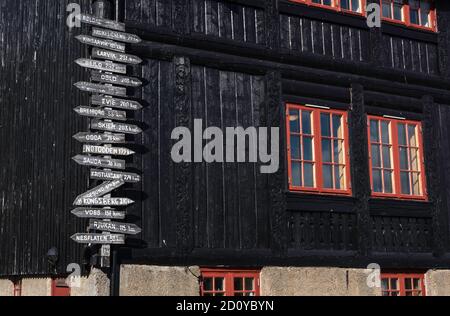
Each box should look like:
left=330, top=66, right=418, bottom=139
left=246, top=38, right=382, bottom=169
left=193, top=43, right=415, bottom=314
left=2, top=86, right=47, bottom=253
left=2, top=0, right=450, bottom=277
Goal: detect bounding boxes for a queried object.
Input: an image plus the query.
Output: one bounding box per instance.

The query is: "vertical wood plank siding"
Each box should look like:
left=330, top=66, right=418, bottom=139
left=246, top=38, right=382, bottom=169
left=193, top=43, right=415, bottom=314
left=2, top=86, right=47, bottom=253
left=0, top=0, right=91, bottom=276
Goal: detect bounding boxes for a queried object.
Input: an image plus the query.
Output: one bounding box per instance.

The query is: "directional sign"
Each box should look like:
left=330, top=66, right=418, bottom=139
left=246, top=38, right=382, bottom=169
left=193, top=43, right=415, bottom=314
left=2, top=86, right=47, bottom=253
left=91, top=71, right=142, bottom=87
left=76, top=35, right=125, bottom=52
left=89, top=219, right=142, bottom=235
left=91, top=95, right=142, bottom=111
left=73, top=197, right=135, bottom=206
left=72, top=155, right=126, bottom=170
left=73, top=132, right=126, bottom=144
left=71, top=233, right=125, bottom=244
left=74, top=106, right=126, bottom=121
left=92, top=27, right=142, bottom=44
left=74, top=180, right=125, bottom=202
left=75, top=58, right=127, bottom=74
left=90, top=169, right=141, bottom=183
left=92, top=48, right=142, bottom=65
left=91, top=119, right=142, bottom=135
left=83, top=144, right=135, bottom=156
left=74, top=82, right=127, bottom=97
left=78, top=13, right=126, bottom=31
left=71, top=208, right=126, bottom=220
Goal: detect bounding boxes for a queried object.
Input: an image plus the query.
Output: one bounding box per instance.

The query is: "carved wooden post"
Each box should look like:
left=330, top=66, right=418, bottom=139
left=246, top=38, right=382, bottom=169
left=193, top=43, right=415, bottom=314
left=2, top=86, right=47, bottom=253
left=266, top=70, right=287, bottom=256
left=349, top=84, right=371, bottom=256
left=174, top=56, right=194, bottom=254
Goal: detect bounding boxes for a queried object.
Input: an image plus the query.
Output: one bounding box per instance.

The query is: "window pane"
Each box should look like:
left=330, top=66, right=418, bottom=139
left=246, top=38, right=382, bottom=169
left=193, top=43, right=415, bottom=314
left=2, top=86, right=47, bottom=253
left=204, top=278, right=213, bottom=291
left=399, top=147, right=409, bottom=169
left=303, top=137, right=313, bottom=161
left=410, top=148, right=419, bottom=171
left=234, top=278, right=243, bottom=291
left=351, top=0, right=360, bottom=12
left=381, top=279, right=389, bottom=291
left=393, top=3, right=403, bottom=20
left=405, top=278, right=412, bottom=290
left=384, top=170, right=393, bottom=193
left=289, top=110, right=299, bottom=133
left=304, top=163, right=314, bottom=187
left=371, top=145, right=381, bottom=168
left=322, top=139, right=332, bottom=163
left=321, top=113, right=331, bottom=137
left=421, top=1, right=431, bottom=27
left=401, top=171, right=411, bottom=194
left=302, top=111, right=312, bottom=135
left=413, top=278, right=421, bottom=290
left=398, top=124, right=407, bottom=145
left=245, top=278, right=254, bottom=290
left=341, top=0, right=350, bottom=10
left=215, top=278, right=224, bottom=291
left=334, top=140, right=344, bottom=164
left=410, top=9, right=419, bottom=24
left=381, top=121, right=390, bottom=144
left=382, top=1, right=392, bottom=18
left=290, top=136, right=301, bottom=160
left=382, top=146, right=391, bottom=168
left=412, top=172, right=421, bottom=195
left=408, top=125, right=417, bottom=147
left=370, top=120, right=380, bottom=142
left=373, top=169, right=382, bottom=192
left=335, top=165, right=345, bottom=190
left=323, top=0, right=332, bottom=6
left=332, top=114, right=342, bottom=138
left=390, top=278, right=399, bottom=290
left=292, top=162, right=302, bottom=187
left=323, top=165, right=333, bottom=189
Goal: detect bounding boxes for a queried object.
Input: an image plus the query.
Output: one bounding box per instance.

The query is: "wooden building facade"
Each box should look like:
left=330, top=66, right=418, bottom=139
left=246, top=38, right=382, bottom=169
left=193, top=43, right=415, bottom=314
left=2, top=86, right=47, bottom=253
left=1, top=0, right=450, bottom=295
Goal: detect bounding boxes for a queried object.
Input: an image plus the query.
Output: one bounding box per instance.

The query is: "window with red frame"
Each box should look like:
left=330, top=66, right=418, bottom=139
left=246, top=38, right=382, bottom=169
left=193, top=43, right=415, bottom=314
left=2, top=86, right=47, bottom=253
left=200, top=269, right=260, bottom=296
left=381, top=0, right=436, bottom=31
left=381, top=273, right=425, bottom=296
left=290, top=0, right=365, bottom=14
left=13, top=279, right=22, bottom=296
left=368, top=116, right=426, bottom=199
left=286, top=104, right=351, bottom=194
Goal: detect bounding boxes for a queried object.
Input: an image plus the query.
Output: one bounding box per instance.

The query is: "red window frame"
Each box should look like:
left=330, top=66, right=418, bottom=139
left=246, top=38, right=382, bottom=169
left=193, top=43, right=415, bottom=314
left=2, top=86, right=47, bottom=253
left=200, top=269, right=260, bottom=296
left=13, top=279, right=22, bottom=296
left=381, top=272, right=426, bottom=296
left=290, top=0, right=367, bottom=16
left=367, top=116, right=427, bottom=200
left=51, top=278, right=71, bottom=297
left=286, top=103, right=352, bottom=195
left=380, top=0, right=437, bottom=32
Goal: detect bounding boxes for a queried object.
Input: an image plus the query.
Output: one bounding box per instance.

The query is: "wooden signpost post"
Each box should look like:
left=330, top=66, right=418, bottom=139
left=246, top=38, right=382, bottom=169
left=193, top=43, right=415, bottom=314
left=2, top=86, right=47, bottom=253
left=72, top=9, right=144, bottom=271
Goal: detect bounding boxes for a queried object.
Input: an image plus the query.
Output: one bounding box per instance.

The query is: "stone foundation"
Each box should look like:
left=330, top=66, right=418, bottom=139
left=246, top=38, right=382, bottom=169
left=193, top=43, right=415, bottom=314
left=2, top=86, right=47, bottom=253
left=425, top=269, right=450, bottom=296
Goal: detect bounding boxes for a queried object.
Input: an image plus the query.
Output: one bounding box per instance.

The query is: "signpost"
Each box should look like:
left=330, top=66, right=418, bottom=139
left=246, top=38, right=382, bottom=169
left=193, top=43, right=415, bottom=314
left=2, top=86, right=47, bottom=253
left=75, top=58, right=127, bottom=74
left=71, top=233, right=125, bottom=245
left=72, top=9, right=144, bottom=273
left=91, top=95, right=142, bottom=110
left=72, top=155, right=126, bottom=170
left=75, top=35, right=126, bottom=52
left=74, top=81, right=127, bottom=97
left=73, top=197, right=135, bottom=206
left=83, top=145, right=135, bottom=156
left=92, top=27, right=142, bottom=44
left=91, top=119, right=142, bottom=135
left=74, top=106, right=127, bottom=121
left=89, top=220, right=142, bottom=235
left=71, top=208, right=126, bottom=220
left=74, top=180, right=125, bottom=201
left=90, top=169, right=141, bottom=183
left=91, top=71, right=142, bottom=87
left=73, top=132, right=126, bottom=144
left=91, top=48, right=142, bottom=65
left=78, top=13, right=126, bottom=31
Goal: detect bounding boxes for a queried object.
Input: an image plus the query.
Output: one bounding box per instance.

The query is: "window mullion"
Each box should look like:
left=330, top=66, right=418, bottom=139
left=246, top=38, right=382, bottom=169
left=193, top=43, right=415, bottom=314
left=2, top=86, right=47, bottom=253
left=392, top=121, right=401, bottom=196
left=314, top=110, right=323, bottom=190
